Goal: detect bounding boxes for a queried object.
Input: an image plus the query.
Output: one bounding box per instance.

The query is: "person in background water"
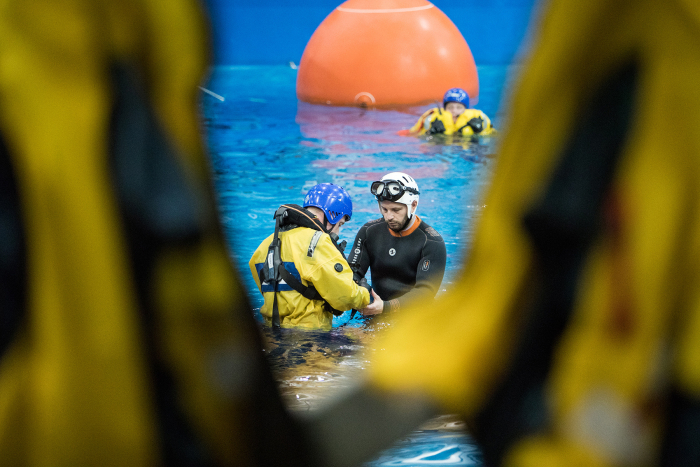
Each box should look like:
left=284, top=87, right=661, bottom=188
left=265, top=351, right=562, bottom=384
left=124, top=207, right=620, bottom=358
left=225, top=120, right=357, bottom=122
left=400, top=87, right=496, bottom=137
left=349, top=172, right=446, bottom=316
left=249, top=183, right=370, bottom=330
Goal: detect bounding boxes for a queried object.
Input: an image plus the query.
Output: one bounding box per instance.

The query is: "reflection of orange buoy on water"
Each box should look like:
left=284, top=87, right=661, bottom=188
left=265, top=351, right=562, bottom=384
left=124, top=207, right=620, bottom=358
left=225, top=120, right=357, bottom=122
left=297, top=0, right=479, bottom=107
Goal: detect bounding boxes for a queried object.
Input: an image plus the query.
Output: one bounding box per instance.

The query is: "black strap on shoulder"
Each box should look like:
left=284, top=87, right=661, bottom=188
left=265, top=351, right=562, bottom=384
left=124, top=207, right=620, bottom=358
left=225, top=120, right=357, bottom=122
left=266, top=207, right=287, bottom=327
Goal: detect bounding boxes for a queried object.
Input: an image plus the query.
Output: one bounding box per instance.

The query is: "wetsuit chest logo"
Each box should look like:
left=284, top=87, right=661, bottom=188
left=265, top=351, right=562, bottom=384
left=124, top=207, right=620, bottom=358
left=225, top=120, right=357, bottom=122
left=422, top=259, right=430, bottom=271
left=389, top=248, right=396, bottom=256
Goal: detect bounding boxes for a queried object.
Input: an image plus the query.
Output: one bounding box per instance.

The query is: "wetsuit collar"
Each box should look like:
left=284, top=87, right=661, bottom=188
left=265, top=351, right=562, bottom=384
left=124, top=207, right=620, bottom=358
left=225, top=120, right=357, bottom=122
left=388, top=215, right=421, bottom=237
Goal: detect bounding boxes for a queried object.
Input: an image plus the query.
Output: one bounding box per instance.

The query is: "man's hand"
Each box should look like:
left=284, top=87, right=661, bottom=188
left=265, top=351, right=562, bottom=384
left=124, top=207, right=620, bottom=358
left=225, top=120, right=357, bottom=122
left=359, top=290, right=383, bottom=316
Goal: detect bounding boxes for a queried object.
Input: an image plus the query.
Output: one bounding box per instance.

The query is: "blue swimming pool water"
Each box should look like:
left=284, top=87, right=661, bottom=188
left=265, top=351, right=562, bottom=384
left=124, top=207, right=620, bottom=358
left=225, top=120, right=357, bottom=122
left=201, top=64, right=517, bottom=466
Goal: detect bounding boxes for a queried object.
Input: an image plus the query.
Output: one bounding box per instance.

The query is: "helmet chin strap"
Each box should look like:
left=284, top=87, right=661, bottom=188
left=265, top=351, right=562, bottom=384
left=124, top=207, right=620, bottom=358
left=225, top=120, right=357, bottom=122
left=407, top=203, right=417, bottom=221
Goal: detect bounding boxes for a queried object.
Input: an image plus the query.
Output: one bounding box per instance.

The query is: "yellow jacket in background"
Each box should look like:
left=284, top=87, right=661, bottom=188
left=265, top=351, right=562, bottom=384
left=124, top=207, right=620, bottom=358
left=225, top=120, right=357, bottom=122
left=407, top=107, right=496, bottom=136
left=250, top=225, right=369, bottom=331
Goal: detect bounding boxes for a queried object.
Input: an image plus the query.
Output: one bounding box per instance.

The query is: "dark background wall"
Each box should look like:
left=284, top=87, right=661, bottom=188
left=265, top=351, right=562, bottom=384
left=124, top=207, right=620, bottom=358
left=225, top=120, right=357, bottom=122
left=203, top=0, right=540, bottom=65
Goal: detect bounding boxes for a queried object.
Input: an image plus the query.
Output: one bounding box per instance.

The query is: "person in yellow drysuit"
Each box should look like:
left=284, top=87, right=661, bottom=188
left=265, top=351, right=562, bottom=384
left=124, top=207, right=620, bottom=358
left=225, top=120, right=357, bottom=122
left=297, top=1, right=700, bottom=467
left=249, top=183, right=370, bottom=330
left=401, top=88, right=496, bottom=137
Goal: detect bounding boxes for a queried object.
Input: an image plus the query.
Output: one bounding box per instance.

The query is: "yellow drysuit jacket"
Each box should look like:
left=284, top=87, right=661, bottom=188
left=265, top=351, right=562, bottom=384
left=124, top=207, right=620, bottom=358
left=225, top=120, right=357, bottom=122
left=408, top=107, right=496, bottom=136
left=250, top=227, right=369, bottom=331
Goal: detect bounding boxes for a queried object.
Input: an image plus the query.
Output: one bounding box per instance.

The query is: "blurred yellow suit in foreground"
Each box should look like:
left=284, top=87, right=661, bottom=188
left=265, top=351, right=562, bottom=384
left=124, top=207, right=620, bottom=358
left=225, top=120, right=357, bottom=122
left=0, top=1, right=312, bottom=465
left=369, top=1, right=700, bottom=465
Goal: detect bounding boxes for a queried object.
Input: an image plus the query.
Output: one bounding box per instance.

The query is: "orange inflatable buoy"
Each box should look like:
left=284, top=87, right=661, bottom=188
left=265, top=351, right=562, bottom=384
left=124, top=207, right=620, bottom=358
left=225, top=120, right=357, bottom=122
left=296, top=0, right=479, bottom=107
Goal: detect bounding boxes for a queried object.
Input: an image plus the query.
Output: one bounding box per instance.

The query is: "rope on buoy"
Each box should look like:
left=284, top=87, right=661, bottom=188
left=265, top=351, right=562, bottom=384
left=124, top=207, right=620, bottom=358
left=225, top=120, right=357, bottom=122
left=354, top=92, right=376, bottom=104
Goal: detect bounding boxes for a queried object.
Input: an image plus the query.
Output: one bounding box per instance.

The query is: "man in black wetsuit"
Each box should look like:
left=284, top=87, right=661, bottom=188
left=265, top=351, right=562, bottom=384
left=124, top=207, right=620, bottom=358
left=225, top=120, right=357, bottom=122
left=349, top=172, right=446, bottom=315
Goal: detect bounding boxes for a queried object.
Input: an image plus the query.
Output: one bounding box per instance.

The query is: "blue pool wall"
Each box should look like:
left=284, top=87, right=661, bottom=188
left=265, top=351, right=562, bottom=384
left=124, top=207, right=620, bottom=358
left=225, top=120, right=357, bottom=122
left=203, top=0, right=539, bottom=66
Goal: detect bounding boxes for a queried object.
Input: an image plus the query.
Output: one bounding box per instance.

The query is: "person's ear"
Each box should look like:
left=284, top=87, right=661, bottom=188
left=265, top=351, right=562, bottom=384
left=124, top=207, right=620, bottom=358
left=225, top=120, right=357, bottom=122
left=411, top=200, right=418, bottom=214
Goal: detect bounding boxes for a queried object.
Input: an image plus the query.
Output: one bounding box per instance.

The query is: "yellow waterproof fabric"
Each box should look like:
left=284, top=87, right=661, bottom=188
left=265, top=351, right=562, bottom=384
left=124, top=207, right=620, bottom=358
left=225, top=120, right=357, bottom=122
left=250, top=227, right=369, bottom=331
left=370, top=0, right=700, bottom=464
left=0, top=1, right=273, bottom=465
left=408, top=108, right=496, bottom=136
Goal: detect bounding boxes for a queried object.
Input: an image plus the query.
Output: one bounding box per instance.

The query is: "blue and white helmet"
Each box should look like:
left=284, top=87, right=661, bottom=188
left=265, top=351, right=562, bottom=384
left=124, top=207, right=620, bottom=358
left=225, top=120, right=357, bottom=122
left=380, top=172, right=420, bottom=219
left=443, top=88, right=470, bottom=108
left=303, top=183, right=353, bottom=225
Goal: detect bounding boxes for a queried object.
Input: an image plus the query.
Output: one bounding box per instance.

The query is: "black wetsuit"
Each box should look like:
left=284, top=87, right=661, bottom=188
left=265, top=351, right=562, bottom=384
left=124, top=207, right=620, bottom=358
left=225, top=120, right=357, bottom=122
left=348, top=216, right=446, bottom=312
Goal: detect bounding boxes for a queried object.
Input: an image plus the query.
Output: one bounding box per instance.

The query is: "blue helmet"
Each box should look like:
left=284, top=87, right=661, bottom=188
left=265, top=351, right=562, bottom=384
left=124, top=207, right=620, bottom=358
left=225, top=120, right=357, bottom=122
left=443, top=88, right=470, bottom=108
left=303, top=183, right=353, bottom=225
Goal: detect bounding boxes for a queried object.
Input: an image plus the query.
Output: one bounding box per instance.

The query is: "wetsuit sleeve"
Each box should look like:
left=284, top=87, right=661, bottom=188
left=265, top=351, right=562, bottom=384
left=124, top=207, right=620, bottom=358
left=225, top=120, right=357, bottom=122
left=348, top=224, right=370, bottom=282
left=306, top=236, right=370, bottom=312
left=383, top=237, right=446, bottom=313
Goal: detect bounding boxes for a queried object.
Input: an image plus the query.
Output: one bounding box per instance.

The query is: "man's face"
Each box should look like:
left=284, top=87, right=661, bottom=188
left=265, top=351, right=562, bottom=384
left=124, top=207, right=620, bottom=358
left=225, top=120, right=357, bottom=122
left=328, top=216, right=347, bottom=235
left=379, top=200, right=409, bottom=231
left=445, top=102, right=466, bottom=120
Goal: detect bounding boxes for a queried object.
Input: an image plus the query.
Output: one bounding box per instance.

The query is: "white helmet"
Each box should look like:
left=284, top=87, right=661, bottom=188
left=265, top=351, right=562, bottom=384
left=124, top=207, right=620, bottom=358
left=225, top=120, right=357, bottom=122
left=371, top=172, right=420, bottom=219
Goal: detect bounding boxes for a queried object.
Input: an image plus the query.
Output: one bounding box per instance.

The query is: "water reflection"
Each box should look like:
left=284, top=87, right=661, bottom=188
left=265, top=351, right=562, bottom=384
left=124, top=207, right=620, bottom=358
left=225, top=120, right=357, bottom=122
left=262, top=317, right=390, bottom=412
left=296, top=101, right=497, bottom=164
left=370, top=430, right=483, bottom=466
left=261, top=315, right=484, bottom=465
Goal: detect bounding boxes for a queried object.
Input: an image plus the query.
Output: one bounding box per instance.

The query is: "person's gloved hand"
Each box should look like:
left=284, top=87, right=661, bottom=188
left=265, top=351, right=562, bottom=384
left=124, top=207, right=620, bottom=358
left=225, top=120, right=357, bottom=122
left=356, top=277, right=372, bottom=295
left=351, top=277, right=374, bottom=319
left=329, top=232, right=347, bottom=253
left=428, top=119, right=446, bottom=134
left=467, top=117, right=484, bottom=134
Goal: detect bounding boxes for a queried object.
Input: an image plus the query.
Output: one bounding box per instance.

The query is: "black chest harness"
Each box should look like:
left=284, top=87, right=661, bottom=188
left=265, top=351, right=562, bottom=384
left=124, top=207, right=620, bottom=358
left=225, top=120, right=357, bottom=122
left=258, top=204, right=347, bottom=327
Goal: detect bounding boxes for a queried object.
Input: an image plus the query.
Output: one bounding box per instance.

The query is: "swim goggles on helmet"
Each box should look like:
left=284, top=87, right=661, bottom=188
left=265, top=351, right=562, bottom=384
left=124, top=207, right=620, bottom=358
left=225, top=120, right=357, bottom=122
left=370, top=180, right=420, bottom=202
